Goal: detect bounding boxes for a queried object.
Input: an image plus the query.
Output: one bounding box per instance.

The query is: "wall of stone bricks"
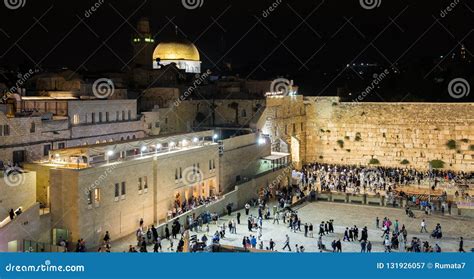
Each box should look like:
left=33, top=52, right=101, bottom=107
left=304, top=97, right=474, bottom=171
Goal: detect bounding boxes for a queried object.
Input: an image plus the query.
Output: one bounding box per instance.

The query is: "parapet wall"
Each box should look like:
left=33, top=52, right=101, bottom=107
left=305, top=97, right=474, bottom=171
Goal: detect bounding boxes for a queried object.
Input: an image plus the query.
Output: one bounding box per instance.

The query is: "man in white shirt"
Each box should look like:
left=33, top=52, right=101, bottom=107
left=420, top=219, right=428, bottom=233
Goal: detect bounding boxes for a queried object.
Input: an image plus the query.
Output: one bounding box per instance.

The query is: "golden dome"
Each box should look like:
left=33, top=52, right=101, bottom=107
left=153, top=38, right=200, bottom=61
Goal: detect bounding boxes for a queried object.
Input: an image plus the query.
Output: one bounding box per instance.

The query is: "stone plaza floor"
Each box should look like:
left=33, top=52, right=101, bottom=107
left=110, top=201, right=474, bottom=253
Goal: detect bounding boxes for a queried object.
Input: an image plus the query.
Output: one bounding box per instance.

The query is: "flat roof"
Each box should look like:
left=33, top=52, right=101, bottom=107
left=262, top=152, right=291, bottom=161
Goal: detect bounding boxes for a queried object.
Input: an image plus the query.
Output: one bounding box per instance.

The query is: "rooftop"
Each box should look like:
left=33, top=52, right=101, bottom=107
left=36, top=130, right=216, bottom=170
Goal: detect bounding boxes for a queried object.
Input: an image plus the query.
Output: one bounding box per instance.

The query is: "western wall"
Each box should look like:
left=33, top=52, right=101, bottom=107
left=303, top=97, right=474, bottom=171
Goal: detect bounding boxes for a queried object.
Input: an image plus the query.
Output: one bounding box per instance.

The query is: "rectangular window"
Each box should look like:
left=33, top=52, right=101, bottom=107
left=106, top=112, right=109, bottom=122
left=121, top=182, right=126, bottom=196
left=128, top=110, right=131, bottom=120
left=99, top=112, right=103, bottom=123
left=213, top=159, right=215, bottom=169
left=116, top=111, right=119, bottom=121
left=138, top=177, right=142, bottom=191
left=58, top=142, right=65, bottom=149
left=179, top=167, right=182, bottom=179
left=122, top=111, right=125, bottom=121
left=87, top=191, right=92, bottom=205
left=30, top=122, right=35, bottom=133
left=301, top=122, right=304, bottom=131
left=94, top=188, right=100, bottom=204
left=3, top=125, right=9, bottom=136
left=43, top=144, right=51, bottom=156
left=175, top=169, right=179, bottom=180
left=209, top=160, right=212, bottom=170
left=73, top=114, right=80, bottom=125
left=91, top=113, right=96, bottom=123
left=114, top=183, right=120, bottom=197
left=144, top=176, right=148, bottom=189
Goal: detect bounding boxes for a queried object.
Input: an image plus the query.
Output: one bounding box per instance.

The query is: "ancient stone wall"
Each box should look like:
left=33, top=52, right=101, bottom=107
left=304, top=97, right=474, bottom=171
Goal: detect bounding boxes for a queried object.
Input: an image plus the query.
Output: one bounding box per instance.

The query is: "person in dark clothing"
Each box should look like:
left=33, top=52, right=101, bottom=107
left=336, top=239, right=342, bottom=252
left=236, top=212, right=241, bottom=224
left=319, top=222, right=325, bottom=236
left=103, top=231, right=110, bottom=244
left=459, top=237, right=465, bottom=252
left=343, top=228, right=349, bottom=241
left=353, top=226, right=359, bottom=240
left=329, top=220, right=334, bottom=233
left=151, top=225, right=158, bottom=242
left=139, top=238, right=147, bottom=252
left=165, top=225, right=170, bottom=239
left=9, top=209, right=14, bottom=220
left=360, top=226, right=368, bottom=242
left=226, top=204, right=232, bottom=216
left=269, top=239, right=275, bottom=251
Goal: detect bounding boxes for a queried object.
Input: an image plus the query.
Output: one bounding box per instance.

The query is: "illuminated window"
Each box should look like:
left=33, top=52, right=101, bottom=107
left=73, top=114, right=80, bottom=125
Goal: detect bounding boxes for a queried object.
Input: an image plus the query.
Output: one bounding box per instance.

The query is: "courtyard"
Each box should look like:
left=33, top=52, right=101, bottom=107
left=111, top=201, right=474, bottom=253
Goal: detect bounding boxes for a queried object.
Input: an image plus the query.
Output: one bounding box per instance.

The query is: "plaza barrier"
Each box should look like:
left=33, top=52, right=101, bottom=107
left=313, top=191, right=474, bottom=218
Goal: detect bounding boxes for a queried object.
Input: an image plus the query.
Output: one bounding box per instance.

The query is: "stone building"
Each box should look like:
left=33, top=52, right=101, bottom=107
left=0, top=130, right=291, bottom=250
left=0, top=97, right=144, bottom=164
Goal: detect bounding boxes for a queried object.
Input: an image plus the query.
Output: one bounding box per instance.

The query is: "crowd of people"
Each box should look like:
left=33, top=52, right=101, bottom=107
left=298, top=163, right=472, bottom=196
left=169, top=195, right=220, bottom=219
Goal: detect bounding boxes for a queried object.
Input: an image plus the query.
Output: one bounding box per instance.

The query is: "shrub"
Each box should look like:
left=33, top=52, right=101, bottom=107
left=346, top=149, right=351, bottom=152
left=355, top=132, right=362, bottom=141
left=326, top=130, right=331, bottom=133
left=446, top=140, right=457, bottom=150
left=470, top=145, right=474, bottom=151
left=429, top=160, right=445, bottom=169
left=337, top=140, right=344, bottom=148
left=344, top=136, right=350, bottom=140
left=400, top=159, right=410, bottom=165
left=369, top=158, right=380, bottom=165
left=461, top=139, right=469, bottom=143
left=319, top=156, right=324, bottom=160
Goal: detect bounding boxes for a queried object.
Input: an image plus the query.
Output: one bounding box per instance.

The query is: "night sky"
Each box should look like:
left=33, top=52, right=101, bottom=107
left=1, top=0, right=473, bottom=100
